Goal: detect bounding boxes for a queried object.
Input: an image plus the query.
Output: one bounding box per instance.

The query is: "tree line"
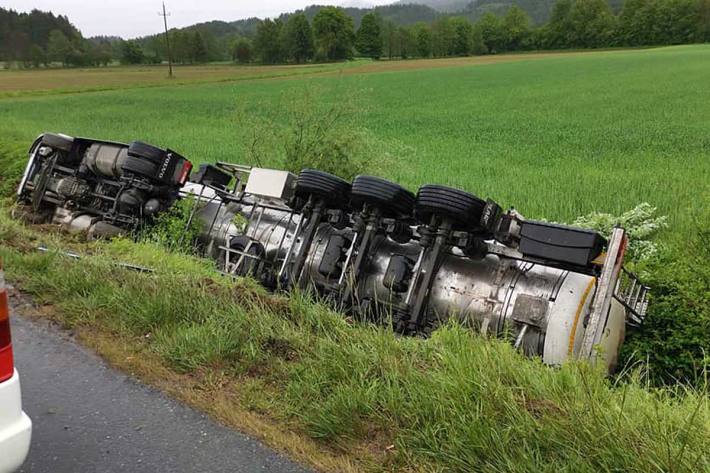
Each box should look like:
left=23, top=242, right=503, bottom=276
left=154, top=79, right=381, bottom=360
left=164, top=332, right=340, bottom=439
left=123, top=30, right=225, bottom=65
left=3, top=0, right=710, bottom=68
left=0, top=8, right=113, bottom=67
left=0, top=7, right=229, bottom=67
left=242, top=0, right=710, bottom=63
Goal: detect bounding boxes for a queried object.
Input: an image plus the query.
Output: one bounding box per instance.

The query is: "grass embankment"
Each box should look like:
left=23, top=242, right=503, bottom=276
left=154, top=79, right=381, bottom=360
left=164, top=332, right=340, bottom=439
left=0, top=141, right=708, bottom=472
left=2, top=213, right=709, bottom=472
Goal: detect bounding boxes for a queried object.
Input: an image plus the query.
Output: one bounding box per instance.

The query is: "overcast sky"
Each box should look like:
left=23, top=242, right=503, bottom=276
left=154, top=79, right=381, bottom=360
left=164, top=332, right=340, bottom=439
left=2, top=1, right=395, bottom=38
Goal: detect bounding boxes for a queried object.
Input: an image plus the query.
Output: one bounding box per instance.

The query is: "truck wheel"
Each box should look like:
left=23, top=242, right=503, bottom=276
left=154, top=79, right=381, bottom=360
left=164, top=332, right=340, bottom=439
left=415, top=184, right=486, bottom=230
left=295, top=169, right=351, bottom=209
left=350, top=175, right=415, bottom=218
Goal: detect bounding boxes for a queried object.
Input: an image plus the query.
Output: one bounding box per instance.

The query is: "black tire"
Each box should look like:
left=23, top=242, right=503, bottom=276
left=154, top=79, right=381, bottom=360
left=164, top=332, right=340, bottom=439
left=295, top=169, right=351, bottom=208
left=227, top=235, right=266, bottom=276
left=415, top=184, right=486, bottom=230
left=41, top=133, right=74, bottom=152
left=121, top=155, right=160, bottom=179
left=350, top=175, right=415, bottom=218
left=128, top=141, right=166, bottom=163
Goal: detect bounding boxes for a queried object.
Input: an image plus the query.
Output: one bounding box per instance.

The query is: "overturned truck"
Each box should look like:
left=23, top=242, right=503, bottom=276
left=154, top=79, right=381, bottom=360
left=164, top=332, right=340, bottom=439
left=17, top=133, right=192, bottom=237
left=18, top=133, right=649, bottom=373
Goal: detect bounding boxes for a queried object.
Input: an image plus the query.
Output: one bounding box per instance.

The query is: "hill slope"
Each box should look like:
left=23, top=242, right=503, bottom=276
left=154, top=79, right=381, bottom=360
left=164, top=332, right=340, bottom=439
left=461, top=0, right=556, bottom=24
left=397, top=0, right=472, bottom=11
left=401, top=0, right=623, bottom=23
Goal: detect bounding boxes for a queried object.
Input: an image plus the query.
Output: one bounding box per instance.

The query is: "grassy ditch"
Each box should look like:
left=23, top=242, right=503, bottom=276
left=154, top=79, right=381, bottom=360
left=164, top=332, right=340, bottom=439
left=0, top=147, right=708, bottom=471
left=2, top=210, right=709, bottom=472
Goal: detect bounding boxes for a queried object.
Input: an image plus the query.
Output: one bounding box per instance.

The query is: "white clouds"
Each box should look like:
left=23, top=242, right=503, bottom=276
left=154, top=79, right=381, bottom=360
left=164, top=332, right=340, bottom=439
left=2, top=0, right=394, bottom=38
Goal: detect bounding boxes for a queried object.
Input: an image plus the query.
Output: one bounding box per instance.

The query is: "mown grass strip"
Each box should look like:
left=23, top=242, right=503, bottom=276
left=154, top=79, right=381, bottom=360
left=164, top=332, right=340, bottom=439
left=0, top=67, right=339, bottom=99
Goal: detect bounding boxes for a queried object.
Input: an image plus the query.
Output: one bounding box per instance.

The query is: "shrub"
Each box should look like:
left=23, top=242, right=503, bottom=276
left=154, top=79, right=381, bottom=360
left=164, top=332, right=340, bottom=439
left=571, top=202, right=668, bottom=262
left=619, top=219, right=710, bottom=388
left=238, top=85, right=378, bottom=180
left=570, top=204, right=708, bottom=388
left=138, top=197, right=202, bottom=254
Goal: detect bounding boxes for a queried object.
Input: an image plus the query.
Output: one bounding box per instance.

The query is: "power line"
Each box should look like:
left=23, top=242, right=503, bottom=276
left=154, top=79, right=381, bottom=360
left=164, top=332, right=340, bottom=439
left=158, top=2, right=173, bottom=78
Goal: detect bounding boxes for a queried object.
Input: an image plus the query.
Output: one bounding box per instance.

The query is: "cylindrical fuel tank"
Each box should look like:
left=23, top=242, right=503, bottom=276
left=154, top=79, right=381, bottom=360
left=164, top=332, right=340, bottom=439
left=194, top=201, right=244, bottom=258
left=83, top=143, right=128, bottom=179
left=187, top=186, right=627, bottom=372
left=241, top=201, right=301, bottom=264
left=308, top=231, right=625, bottom=371
left=193, top=196, right=301, bottom=265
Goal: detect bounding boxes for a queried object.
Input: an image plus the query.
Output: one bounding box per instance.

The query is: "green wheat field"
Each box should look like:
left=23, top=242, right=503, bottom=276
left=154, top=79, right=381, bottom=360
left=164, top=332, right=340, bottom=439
left=2, top=45, right=709, bottom=244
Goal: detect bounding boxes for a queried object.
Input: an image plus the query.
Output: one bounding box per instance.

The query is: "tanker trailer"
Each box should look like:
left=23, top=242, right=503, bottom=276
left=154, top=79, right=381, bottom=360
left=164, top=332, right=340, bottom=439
left=183, top=164, right=648, bottom=374
left=14, top=134, right=648, bottom=374
left=16, top=132, right=193, bottom=237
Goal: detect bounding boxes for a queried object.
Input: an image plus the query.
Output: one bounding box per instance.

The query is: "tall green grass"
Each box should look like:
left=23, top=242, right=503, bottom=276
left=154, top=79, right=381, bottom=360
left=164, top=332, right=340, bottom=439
left=0, top=210, right=707, bottom=472
left=1, top=45, right=709, bottom=240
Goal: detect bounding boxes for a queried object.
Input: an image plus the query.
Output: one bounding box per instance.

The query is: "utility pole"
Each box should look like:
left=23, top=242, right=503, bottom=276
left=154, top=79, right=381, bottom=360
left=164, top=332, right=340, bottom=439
left=159, top=2, right=173, bottom=78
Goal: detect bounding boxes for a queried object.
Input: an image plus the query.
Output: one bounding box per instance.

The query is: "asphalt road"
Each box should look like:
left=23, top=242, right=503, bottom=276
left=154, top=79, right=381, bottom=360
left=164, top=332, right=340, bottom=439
left=11, top=310, right=312, bottom=473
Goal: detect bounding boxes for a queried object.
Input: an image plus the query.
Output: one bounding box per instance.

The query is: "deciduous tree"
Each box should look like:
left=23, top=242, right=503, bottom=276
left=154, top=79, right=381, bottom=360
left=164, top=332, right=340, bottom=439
left=254, top=19, right=285, bottom=64
left=414, top=22, right=432, bottom=57
left=477, top=12, right=506, bottom=53
left=120, top=40, right=144, bottom=64
left=431, top=17, right=456, bottom=56
left=569, top=0, right=616, bottom=48
left=356, top=12, right=383, bottom=59
left=398, top=26, right=415, bottom=58
left=544, top=0, right=575, bottom=48
left=29, top=44, right=45, bottom=67
left=283, top=14, right=314, bottom=63
left=503, top=6, right=531, bottom=50
left=698, top=0, right=710, bottom=41
left=450, top=17, right=474, bottom=56
left=382, top=20, right=398, bottom=59
left=232, top=38, right=253, bottom=64
left=47, top=29, right=71, bottom=66
left=191, top=31, right=209, bottom=63
left=312, top=7, right=355, bottom=61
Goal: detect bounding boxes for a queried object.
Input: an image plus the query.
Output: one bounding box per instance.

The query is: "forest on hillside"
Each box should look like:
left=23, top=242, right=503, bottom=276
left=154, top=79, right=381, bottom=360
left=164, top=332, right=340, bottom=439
left=2, top=0, right=710, bottom=68
left=0, top=8, right=116, bottom=67
left=145, top=0, right=710, bottom=65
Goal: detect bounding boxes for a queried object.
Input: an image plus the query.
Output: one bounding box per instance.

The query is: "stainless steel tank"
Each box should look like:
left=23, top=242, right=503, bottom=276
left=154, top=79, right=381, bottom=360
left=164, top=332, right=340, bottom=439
left=185, top=165, right=647, bottom=373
